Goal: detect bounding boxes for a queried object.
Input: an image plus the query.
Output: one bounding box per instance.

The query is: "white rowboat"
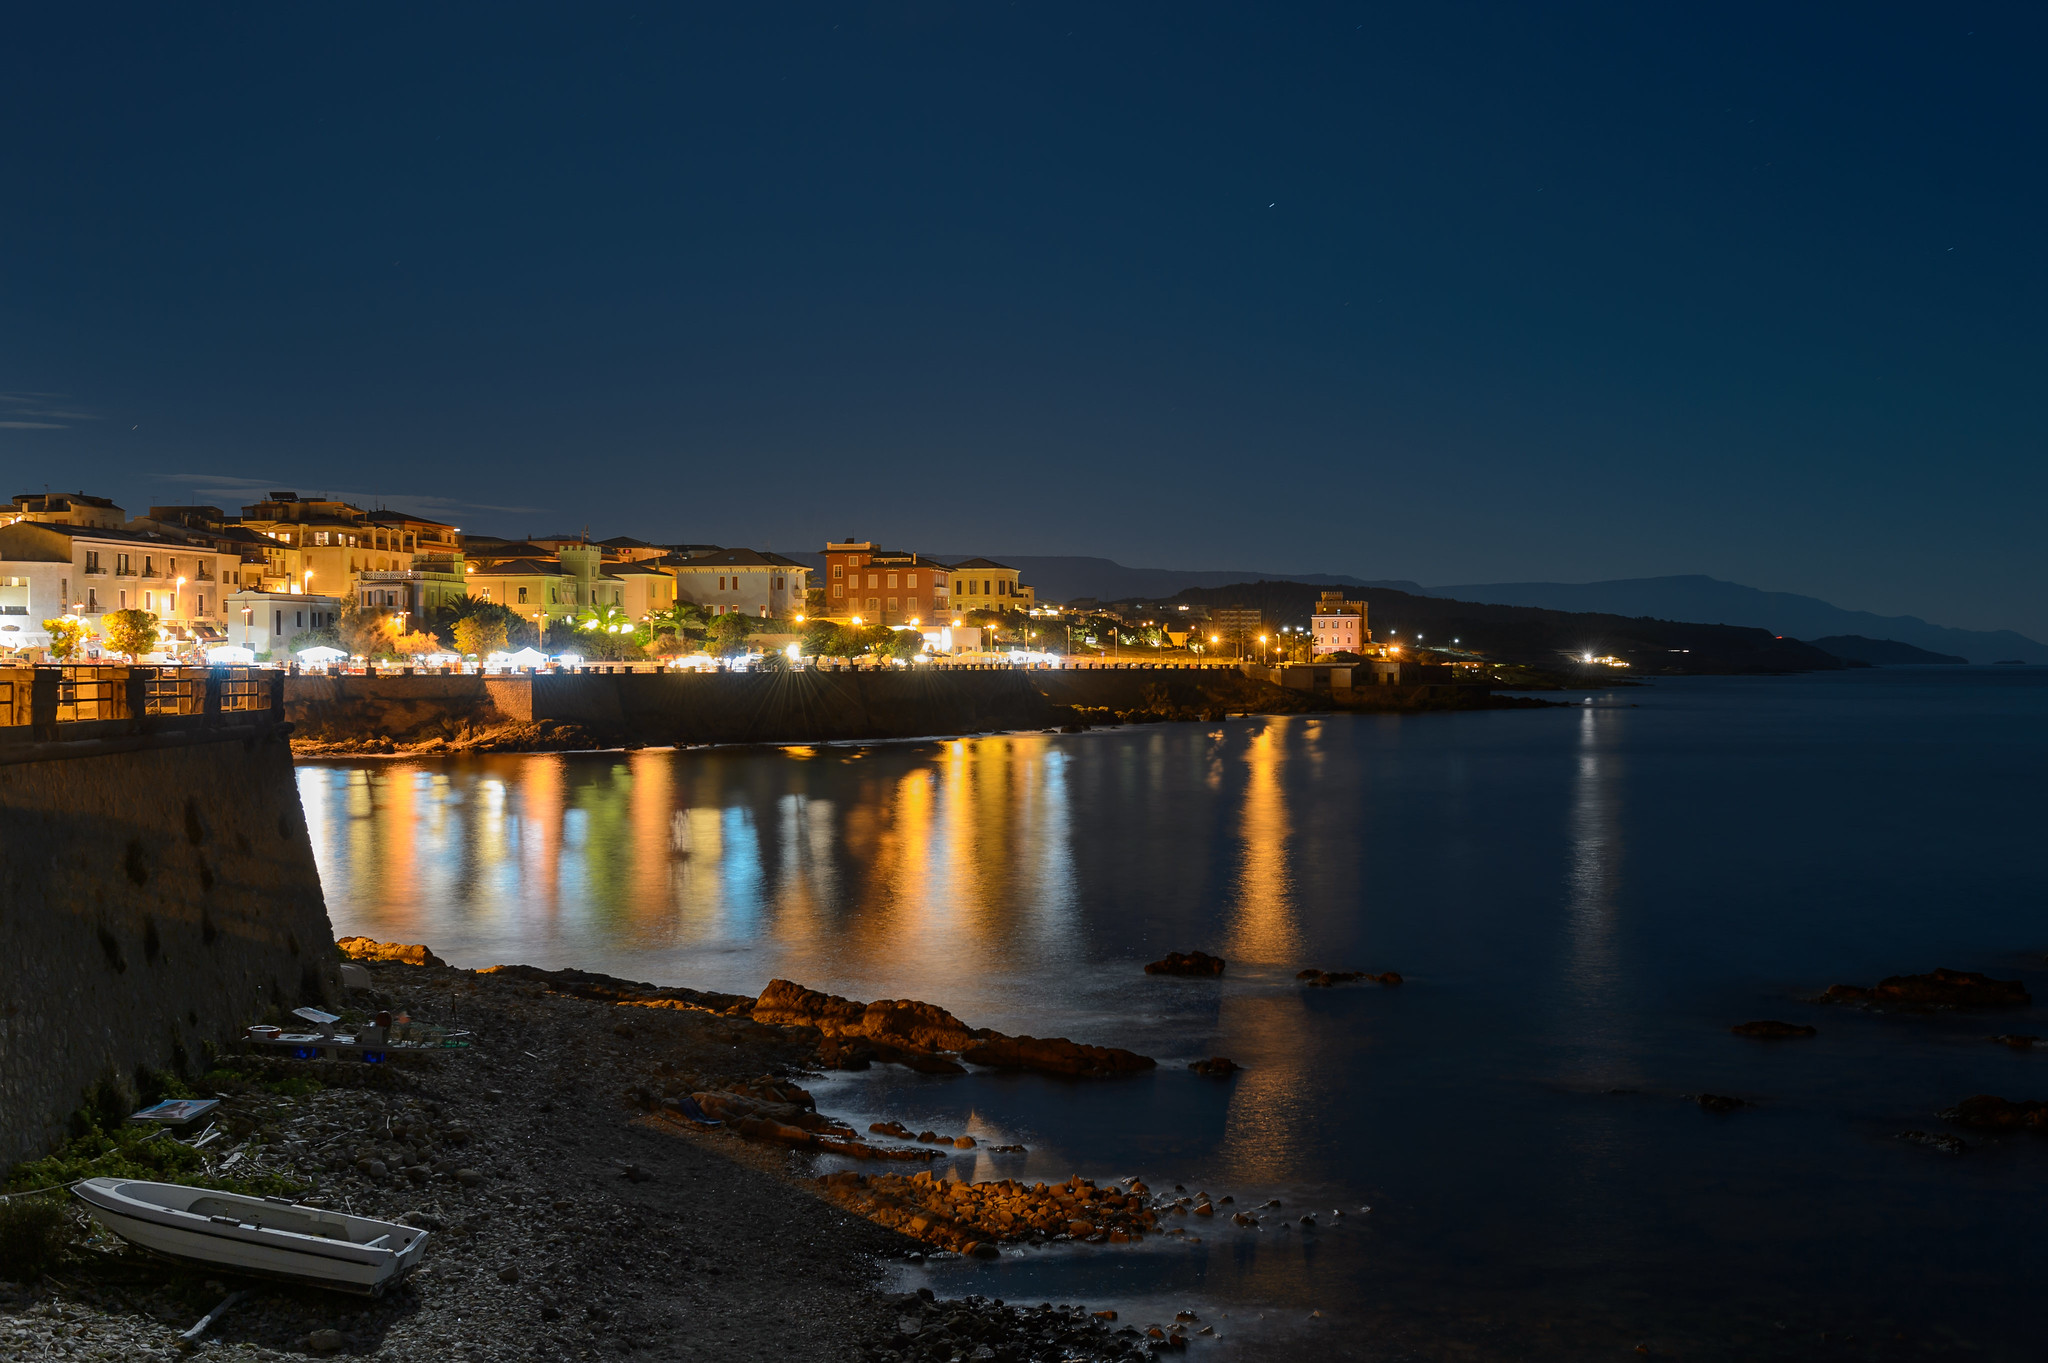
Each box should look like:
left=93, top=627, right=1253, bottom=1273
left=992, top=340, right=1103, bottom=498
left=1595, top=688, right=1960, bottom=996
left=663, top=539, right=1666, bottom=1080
left=72, top=1178, right=430, bottom=1295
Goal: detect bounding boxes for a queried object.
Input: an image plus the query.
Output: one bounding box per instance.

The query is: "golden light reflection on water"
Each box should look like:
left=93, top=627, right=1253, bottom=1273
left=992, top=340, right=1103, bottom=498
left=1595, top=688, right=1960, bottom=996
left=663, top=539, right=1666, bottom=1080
left=1226, top=722, right=1305, bottom=967
left=302, top=736, right=1099, bottom=1003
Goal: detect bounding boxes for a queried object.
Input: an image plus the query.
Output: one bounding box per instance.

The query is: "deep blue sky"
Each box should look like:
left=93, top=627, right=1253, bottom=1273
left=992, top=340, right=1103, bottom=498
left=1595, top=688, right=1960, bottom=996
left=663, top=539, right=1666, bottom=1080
left=4, top=4, right=2042, bottom=635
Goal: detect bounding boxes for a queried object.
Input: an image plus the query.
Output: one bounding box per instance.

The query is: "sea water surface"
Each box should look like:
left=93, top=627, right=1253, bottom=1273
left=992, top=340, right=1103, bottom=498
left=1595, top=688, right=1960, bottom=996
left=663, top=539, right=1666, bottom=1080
left=303, top=669, right=2048, bottom=1360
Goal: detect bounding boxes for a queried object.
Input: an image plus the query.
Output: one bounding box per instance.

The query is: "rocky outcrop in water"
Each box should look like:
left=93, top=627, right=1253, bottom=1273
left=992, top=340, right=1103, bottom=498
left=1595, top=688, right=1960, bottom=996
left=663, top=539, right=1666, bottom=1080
left=751, top=979, right=1155, bottom=1078
left=1819, top=968, right=2030, bottom=1010
left=1188, top=1057, right=1239, bottom=1077
left=1731, top=1020, right=1817, bottom=1038
left=336, top=936, right=447, bottom=968
left=1297, top=969, right=1402, bottom=988
left=1144, top=951, right=1226, bottom=978
left=1940, top=1095, right=2048, bottom=1131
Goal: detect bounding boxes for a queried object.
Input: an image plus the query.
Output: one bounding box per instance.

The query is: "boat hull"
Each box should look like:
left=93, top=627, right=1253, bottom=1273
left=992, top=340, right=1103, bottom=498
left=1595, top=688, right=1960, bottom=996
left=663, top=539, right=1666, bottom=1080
left=73, top=1179, right=428, bottom=1296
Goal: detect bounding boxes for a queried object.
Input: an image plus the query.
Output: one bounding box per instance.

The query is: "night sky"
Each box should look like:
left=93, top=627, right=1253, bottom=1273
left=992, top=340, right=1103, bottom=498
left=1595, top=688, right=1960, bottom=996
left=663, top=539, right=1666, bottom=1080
left=4, top=4, right=2042, bottom=636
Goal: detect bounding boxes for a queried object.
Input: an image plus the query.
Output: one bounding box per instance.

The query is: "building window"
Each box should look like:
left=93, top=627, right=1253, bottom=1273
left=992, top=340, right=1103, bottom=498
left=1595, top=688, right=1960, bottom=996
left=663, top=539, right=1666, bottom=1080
left=88, top=589, right=99, bottom=611
left=517, top=587, right=528, bottom=603
left=833, top=584, right=844, bottom=598
left=866, top=597, right=879, bottom=613
left=774, top=577, right=783, bottom=590
left=85, top=551, right=100, bottom=573
left=718, top=577, right=726, bottom=590
left=887, top=597, right=899, bottom=612
left=887, top=574, right=898, bottom=589
left=867, top=574, right=878, bottom=588
left=832, top=565, right=843, bottom=579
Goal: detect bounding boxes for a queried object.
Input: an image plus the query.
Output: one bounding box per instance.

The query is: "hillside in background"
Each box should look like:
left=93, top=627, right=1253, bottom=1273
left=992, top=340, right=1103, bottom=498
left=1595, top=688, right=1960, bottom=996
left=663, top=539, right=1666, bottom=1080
left=1421, top=575, right=2044, bottom=664
left=1154, top=581, right=1843, bottom=675
left=1806, top=636, right=1967, bottom=665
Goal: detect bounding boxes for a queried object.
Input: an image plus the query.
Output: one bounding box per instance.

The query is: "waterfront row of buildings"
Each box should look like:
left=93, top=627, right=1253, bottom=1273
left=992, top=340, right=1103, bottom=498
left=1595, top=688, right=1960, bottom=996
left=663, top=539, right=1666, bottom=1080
left=0, top=490, right=1051, bottom=657
left=0, top=489, right=1379, bottom=662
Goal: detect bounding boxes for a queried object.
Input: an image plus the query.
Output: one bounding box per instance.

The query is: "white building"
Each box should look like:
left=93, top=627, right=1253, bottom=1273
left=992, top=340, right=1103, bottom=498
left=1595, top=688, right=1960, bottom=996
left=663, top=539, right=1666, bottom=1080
left=224, top=591, right=346, bottom=657
left=0, top=521, right=251, bottom=656
left=662, top=548, right=809, bottom=618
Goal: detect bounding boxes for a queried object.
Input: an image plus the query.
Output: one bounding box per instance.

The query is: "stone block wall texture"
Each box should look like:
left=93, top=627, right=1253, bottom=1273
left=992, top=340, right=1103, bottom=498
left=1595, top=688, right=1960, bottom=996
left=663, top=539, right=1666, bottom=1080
left=0, top=731, right=337, bottom=1167
left=286, top=670, right=1062, bottom=744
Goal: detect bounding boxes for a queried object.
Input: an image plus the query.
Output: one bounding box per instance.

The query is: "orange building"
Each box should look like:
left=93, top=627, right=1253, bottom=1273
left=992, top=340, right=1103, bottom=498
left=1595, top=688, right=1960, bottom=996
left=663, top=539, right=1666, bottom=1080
left=822, top=539, right=953, bottom=625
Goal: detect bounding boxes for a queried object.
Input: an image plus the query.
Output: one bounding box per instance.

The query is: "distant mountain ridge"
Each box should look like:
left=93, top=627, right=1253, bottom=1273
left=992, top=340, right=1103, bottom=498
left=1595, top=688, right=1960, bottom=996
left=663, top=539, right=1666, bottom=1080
left=1421, top=576, right=2044, bottom=664
left=802, top=554, right=2042, bottom=664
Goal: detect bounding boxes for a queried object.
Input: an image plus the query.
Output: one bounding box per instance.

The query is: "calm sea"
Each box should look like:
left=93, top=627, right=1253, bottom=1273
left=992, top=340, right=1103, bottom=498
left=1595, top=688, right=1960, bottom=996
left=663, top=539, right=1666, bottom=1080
left=303, top=669, right=2048, bottom=1360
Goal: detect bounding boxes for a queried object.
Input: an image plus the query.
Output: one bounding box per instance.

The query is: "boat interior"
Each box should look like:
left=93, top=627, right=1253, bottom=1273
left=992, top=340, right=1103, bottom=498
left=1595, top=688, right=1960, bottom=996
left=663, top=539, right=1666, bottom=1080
left=181, top=1194, right=369, bottom=1243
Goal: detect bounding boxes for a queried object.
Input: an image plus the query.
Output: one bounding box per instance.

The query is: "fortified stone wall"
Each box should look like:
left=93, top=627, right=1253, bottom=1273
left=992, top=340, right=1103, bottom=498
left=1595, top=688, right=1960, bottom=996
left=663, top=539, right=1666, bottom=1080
left=287, top=673, right=509, bottom=742
left=286, top=670, right=1063, bottom=744
left=0, top=731, right=337, bottom=1167
left=282, top=667, right=1504, bottom=749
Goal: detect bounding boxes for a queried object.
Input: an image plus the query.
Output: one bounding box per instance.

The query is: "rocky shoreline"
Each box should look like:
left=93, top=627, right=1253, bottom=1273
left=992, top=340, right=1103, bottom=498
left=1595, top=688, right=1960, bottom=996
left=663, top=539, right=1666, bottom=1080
left=0, top=951, right=1235, bottom=1362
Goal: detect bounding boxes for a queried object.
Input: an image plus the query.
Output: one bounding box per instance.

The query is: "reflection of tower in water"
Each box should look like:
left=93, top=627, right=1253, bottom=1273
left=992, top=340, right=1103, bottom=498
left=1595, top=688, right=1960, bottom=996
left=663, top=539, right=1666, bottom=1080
left=1217, top=722, right=1315, bottom=1183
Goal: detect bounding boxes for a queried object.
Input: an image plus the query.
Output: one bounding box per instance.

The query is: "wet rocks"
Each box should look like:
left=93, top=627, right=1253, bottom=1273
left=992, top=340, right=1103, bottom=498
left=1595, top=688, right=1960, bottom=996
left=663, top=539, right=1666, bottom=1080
left=1819, top=968, right=2030, bottom=1010
left=1940, top=1095, right=2048, bottom=1131
left=816, top=1171, right=1163, bottom=1252
left=1695, top=1094, right=1748, bottom=1113
left=1188, top=1057, right=1239, bottom=1077
left=959, top=1033, right=1156, bottom=1078
left=750, top=979, right=1155, bottom=1078
left=1296, top=968, right=1402, bottom=987
left=336, top=936, right=446, bottom=968
left=1145, top=951, right=1226, bottom=978
left=1897, top=1130, right=1966, bottom=1155
left=871, top=1294, right=1153, bottom=1363
left=1731, top=1020, right=1817, bottom=1038
left=1992, top=1034, right=2042, bottom=1049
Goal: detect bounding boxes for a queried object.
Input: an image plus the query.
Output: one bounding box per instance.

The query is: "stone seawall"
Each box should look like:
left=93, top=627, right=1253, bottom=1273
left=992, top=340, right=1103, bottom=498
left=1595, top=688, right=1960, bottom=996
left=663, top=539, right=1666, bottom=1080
left=287, top=670, right=1065, bottom=746
left=285, top=668, right=1518, bottom=751
left=0, top=730, right=337, bottom=1167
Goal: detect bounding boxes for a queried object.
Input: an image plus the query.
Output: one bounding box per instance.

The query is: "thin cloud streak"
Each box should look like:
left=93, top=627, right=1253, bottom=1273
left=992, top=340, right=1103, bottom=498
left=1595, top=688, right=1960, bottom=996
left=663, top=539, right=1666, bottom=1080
left=155, top=472, right=543, bottom=520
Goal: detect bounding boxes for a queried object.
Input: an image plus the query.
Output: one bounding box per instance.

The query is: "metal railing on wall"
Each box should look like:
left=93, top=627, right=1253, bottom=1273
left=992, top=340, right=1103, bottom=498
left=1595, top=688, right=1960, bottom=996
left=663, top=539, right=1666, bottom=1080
left=0, top=665, right=283, bottom=745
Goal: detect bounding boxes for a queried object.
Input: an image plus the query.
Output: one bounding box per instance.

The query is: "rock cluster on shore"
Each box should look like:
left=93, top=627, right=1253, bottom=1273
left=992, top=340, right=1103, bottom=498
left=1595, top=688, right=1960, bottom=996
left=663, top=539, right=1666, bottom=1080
left=3, top=944, right=1251, bottom=1362
left=816, top=1171, right=1165, bottom=1256
left=752, top=979, right=1157, bottom=1078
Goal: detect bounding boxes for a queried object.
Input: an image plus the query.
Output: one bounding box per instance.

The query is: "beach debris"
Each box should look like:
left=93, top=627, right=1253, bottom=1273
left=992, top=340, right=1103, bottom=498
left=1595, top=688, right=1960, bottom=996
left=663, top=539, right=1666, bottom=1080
left=178, top=1289, right=249, bottom=1343
left=1188, top=1057, right=1239, bottom=1077
left=1939, top=1095, right=2048, bottom=1131
left=1144, top=951, right=1226, bottom=978
left=129, top=1097, right=220, bottom=1129
left=1818, top=968, right=2030, bottom=1010
left=1296, top=969, right=1402, bottom=987
left=1731, top=1020, right=1817, bottom=1038
left=338, top=962, right=374, bottom=990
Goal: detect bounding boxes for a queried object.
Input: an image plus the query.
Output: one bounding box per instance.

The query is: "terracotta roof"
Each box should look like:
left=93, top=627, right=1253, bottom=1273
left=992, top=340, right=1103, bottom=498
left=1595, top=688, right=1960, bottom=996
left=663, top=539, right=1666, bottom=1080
left=465, top=558, right=569, bottom=577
